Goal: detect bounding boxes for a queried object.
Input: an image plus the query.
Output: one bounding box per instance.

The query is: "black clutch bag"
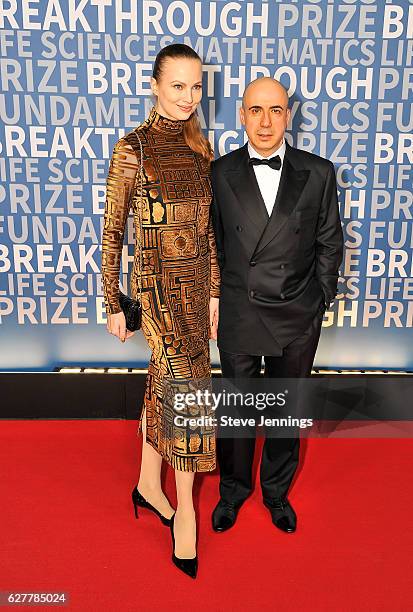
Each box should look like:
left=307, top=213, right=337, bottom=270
left=119, top=291, right=142, bottom=331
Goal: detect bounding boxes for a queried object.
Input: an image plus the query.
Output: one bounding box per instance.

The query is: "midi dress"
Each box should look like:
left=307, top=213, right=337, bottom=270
left=101, top=106, right=220, bottom=472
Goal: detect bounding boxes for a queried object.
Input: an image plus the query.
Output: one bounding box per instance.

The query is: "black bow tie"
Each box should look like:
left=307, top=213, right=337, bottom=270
left=249, top=155, right=282, bottom=170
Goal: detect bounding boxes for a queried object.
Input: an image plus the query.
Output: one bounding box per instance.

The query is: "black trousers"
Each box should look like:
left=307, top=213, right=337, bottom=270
left=217, top=309, right=324, bottom=505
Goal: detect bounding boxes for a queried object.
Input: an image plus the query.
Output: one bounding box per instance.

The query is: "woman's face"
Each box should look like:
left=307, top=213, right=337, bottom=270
left=151, top=57, right=203, bottom=121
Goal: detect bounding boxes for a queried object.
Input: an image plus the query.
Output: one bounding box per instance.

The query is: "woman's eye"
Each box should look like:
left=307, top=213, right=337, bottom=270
left=174, top=84, right=183, bottom=90
left=193, top=85, right=202, bottom=90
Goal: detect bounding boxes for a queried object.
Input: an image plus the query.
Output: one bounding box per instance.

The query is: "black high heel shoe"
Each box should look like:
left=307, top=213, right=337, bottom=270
left=169, top=513, right=198, bottom=579
left=131, top=485, right=173, bottom=526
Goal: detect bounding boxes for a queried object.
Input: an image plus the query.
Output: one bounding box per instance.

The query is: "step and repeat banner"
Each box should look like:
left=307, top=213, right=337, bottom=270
left=0, top=0, right=412, bottom=371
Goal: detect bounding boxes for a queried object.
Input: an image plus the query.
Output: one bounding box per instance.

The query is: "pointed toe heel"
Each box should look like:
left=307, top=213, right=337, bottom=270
left=172, top=553, right=198, bottom=579
left=169, top=513, right=198, bottom=579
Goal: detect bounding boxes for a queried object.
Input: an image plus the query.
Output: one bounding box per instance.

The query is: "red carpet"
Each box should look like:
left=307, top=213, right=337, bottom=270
left=1, top=421, right=412, bottom=611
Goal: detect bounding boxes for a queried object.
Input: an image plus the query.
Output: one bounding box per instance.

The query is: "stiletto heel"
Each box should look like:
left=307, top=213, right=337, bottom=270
left=131, top=485, right=172, bottom=526
left=169, top=513, right=198, bottom=579
left=132, top=495, right=139, bottom=519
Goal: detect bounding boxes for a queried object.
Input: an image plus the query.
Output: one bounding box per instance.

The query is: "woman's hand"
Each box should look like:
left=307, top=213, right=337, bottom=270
left=209, top=297, right=219, bottom=340
left=106, top=311, right=135, bottom=343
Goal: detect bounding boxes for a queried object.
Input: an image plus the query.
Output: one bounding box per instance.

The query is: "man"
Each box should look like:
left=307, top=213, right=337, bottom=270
left=210, top=77, right=343, bottom=533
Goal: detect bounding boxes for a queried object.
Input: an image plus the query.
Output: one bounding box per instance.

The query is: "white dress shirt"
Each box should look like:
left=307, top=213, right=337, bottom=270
left=248, top=139, right=286, bottom=216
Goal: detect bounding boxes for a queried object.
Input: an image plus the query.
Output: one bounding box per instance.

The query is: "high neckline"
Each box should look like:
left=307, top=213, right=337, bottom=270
left=145, top=106, right=185, bottom=134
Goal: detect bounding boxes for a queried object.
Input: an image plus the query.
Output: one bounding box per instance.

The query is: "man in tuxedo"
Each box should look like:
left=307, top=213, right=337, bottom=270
left=210, top=77, right=343, bottom=533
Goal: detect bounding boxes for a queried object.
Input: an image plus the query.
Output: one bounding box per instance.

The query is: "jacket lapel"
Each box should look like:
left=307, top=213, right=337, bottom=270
left=223, top=144, right=269, bottom=237
left=252, top=143, right=310, bottom=256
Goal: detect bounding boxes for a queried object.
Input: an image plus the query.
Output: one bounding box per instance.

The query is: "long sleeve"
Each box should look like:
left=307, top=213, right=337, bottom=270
left=315, top=161, right=344, bottom=306
left=210, top=160, right=225, bottom=274
left=207, top=213, right=221, bottom=298
left=101, top=138, right=140, bottom=316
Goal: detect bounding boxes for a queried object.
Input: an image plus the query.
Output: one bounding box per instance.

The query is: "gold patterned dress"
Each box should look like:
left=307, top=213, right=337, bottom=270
left=101, top=106, right=220, bottom=472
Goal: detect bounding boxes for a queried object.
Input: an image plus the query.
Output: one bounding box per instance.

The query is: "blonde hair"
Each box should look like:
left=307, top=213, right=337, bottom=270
left=183, top=112, right=214, bottom=162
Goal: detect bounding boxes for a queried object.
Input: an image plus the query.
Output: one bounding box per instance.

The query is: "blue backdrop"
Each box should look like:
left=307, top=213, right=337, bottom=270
left=0, top=0, right=412, bottom=371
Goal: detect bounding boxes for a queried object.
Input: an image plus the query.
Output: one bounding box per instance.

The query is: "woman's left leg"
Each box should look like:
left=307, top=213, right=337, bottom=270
left=173, top=469, right=196, bottom=558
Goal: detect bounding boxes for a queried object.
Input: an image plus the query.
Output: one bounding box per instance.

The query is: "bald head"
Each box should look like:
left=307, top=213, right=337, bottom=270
left=242, top=78, right=289, bottom=110
left=239, top=77, right=290, bottom=157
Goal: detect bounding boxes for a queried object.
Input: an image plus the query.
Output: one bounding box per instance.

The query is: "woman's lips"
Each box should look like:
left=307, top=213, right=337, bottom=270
left=178, top=105, right=193, bottom=112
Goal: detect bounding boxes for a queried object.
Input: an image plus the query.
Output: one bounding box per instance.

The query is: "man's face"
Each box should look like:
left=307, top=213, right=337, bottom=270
left=240, top=80, right=290, bottom=157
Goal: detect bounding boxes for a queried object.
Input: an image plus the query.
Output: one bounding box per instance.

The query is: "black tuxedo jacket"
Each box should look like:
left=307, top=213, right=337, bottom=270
left=211, top=141, right=344, bottom=356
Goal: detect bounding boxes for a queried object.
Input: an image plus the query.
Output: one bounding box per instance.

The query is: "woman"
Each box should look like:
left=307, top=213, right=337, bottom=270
left=101, top=43, right=220, bottom=579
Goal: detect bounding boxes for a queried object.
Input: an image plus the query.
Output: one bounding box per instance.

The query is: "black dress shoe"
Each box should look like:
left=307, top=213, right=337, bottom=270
left=263, top=497, right=297, bottom=533
left=170, top=513, right=198, bottom=579
left=212, top=499, right=241, bottom=532
left=131, top=485, right=173, bottom=526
